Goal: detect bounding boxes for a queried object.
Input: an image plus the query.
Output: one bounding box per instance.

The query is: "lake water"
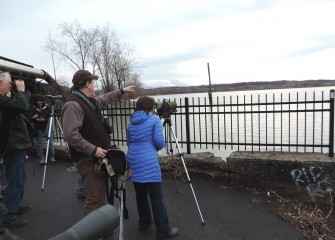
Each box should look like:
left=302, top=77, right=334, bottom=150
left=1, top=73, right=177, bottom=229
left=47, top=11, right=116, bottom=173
left=147, top=86, right=335, bottom=160
left=149, top=86, right=334, bottom=103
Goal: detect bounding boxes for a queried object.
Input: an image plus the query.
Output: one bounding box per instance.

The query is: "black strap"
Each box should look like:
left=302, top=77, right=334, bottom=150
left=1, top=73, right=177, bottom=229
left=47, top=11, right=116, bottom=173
left=106, top=176, right=115, bottom=205
left=122, top=184, right=129, bottom=219
left=72, top=90, right=113, bottom=136
left=106, top=175, right=129, bottom=219
left=72, top=90, right=95, bottom=108
left=72, top=91, right=103, bottom=122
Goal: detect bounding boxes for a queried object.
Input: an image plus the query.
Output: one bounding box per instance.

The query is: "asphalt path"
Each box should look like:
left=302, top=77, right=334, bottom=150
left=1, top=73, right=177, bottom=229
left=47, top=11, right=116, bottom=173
left=7, top=158, right=305, bottom=240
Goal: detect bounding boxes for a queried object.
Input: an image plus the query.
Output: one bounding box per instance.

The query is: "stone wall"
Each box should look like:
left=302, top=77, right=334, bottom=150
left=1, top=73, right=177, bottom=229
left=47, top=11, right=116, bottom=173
left=159, top=151, right=335, bottom=204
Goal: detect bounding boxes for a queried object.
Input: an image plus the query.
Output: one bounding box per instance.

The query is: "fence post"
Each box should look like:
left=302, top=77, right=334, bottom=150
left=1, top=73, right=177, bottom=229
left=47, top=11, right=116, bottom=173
left=185, top=97, right=191, bottom=154
left=329, top=90, right=334, bottom=157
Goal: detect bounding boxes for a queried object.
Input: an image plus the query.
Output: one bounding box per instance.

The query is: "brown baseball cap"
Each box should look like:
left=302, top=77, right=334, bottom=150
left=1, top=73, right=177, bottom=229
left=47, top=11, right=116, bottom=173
left=72, top=70, right=99, bottom=85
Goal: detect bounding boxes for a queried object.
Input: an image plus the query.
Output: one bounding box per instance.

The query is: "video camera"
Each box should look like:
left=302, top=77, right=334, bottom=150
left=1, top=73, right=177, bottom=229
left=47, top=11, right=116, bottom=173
left=155, top=99, right=177, bottom=119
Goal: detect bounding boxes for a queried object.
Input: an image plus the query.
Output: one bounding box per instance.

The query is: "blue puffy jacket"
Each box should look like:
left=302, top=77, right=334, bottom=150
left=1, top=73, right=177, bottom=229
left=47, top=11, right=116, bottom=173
left=126, top=111, right=165, bottom=182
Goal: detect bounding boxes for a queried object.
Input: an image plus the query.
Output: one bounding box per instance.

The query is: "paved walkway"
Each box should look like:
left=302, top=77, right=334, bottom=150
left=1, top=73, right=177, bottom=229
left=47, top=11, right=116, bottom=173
left=8, top=158, right=305, bottom=240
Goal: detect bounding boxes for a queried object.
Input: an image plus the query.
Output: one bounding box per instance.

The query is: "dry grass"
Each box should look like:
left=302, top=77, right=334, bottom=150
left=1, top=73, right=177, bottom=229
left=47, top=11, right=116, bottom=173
left=271, top=191, right=334, bottom=240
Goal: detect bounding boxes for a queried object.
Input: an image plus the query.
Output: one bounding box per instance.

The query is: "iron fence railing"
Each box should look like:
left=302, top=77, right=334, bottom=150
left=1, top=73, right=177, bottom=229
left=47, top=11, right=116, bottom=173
left=53, top=89, right=335, bottom=157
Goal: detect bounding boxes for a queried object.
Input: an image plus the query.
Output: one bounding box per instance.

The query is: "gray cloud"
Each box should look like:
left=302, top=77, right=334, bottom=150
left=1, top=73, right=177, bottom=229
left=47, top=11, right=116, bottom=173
left=139, top=43, right=220, bottom=87
left=141, top=43, right=220, bottom=69
left=276, top=41, right=335, bottom=60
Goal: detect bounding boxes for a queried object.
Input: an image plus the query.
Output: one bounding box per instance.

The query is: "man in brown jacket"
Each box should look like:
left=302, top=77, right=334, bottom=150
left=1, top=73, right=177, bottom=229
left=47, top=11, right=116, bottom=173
left=62, top=70, right=135, bottom=216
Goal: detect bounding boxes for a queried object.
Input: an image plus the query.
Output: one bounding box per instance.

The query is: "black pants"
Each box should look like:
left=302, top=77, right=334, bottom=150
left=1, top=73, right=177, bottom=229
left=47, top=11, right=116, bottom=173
left=133, top=182, right=170, bottom=238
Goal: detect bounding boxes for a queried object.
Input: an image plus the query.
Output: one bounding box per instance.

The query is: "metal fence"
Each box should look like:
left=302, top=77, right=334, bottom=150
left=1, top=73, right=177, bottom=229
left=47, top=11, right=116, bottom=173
left=54, top=89, right=335, bottom=157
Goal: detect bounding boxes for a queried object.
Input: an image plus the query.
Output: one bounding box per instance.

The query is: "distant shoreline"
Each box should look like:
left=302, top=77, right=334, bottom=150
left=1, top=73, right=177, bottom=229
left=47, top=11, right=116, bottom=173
left=141, top=79, right=335, bottom=96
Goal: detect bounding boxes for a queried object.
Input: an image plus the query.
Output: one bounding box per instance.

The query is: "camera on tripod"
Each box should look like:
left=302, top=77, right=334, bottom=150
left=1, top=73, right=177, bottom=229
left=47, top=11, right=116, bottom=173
left=157, top=98, right=205, bottom=224
left=155, top=99, right=177, bottom=119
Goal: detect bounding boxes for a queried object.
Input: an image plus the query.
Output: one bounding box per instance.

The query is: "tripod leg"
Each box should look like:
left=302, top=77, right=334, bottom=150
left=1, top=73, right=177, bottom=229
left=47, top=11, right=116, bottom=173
left=169, top=126, right=205, bottom=225
left=118, top=180, right=125, bottom=240
left=54, top=113, right=72, bottom=156
left=165, top=123, right=173, bottom=155
left=41, top=115, right=53, bottom=191
left=168, top=125, right=179, bottom=194
left=54, top=114, right=68, bottom=150
left=164, top=119, right=179, bottom=194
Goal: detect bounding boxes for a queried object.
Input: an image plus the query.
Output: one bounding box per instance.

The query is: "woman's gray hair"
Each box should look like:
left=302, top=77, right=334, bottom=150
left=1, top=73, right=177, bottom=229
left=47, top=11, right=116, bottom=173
left=0, top=72, right=11, bottom=82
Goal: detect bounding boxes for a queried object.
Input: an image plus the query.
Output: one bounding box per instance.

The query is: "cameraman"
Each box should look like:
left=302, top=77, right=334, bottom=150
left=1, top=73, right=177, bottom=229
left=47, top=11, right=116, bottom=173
left=31, top=96, right=56, bottom=164
left=0, top=72, right=32, bottom=227
left=62, top=69, right=135, bottom=216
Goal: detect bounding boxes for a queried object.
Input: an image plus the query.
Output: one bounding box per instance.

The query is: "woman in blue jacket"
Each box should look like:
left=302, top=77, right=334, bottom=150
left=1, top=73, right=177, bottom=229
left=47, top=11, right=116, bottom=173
left=126, top=96, right=178, bottom=239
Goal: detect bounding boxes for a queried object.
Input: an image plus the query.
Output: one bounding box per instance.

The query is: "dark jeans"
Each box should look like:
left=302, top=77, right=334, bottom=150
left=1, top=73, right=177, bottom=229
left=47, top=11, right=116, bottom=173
left=133, top=182, right=170, bottom=238
left=2, top=149, right=27, bottom=221
left=77, top=177, right=84, bottom=194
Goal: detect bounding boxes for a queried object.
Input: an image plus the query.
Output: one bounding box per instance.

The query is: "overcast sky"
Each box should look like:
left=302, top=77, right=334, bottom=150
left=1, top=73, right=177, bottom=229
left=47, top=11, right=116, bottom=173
left=1, top=0, right=335, bottom=88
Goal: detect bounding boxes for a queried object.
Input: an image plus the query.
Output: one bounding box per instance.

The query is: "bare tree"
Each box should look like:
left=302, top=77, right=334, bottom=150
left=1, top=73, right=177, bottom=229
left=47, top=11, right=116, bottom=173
left=44, top=21, right=141, bottom=93
left=91, top=24, right=119, bottom=92
left=111, top=42, right=139, bottom=90
left=44, top=20, right=99, bottom=72
left=44, top=29, right=59, bottom=81
left=92, top=24, right=141, bottom=92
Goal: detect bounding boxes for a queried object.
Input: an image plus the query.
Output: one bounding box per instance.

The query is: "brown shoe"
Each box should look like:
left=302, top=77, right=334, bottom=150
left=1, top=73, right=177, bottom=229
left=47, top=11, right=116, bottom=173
left=0, top=217, right=27, bottom=227
left=17, top=206, right=32, bottom=214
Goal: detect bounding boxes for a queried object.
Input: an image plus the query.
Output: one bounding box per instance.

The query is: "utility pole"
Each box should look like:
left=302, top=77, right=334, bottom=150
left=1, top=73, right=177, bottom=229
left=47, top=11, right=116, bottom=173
left=207, top=62, right=213, bottom=105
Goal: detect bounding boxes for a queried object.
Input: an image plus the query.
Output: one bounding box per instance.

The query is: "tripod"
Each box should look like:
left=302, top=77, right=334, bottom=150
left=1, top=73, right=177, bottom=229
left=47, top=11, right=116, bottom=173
left=40, top=101, right=65, bottom=190
left=162, top=117, right=205, bottom=225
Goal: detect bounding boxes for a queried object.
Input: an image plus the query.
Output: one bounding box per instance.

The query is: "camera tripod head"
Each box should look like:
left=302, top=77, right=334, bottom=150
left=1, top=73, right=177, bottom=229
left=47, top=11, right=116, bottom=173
left=162, top=117, right=173, bottom=127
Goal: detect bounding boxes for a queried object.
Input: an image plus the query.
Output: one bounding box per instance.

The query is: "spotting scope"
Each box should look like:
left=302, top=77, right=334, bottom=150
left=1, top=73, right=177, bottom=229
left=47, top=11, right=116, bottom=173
left=0, top=56, right=66, bottom=96
left=0, top=204, right=120, bottom=240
